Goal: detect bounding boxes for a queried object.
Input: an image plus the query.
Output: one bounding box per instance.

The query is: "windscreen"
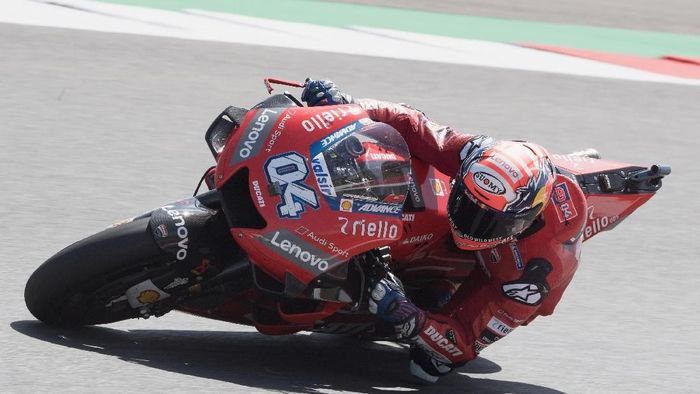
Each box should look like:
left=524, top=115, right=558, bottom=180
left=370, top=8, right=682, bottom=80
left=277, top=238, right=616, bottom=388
left=310, top=122, right=412, bottom=215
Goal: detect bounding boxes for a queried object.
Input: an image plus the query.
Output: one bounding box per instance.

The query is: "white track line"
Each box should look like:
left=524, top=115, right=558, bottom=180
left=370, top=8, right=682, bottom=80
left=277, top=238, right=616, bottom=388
left=1, top=0, right=698, bottom=86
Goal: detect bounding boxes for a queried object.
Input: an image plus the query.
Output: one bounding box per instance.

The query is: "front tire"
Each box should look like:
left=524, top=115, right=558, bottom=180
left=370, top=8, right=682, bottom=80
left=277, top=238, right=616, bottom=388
left=25, top=218, right=170, bottom=326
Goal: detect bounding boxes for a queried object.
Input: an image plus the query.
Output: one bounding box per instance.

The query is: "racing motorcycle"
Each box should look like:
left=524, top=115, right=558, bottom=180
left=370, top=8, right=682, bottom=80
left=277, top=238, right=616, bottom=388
left=25, top=78, right=671, bottom=338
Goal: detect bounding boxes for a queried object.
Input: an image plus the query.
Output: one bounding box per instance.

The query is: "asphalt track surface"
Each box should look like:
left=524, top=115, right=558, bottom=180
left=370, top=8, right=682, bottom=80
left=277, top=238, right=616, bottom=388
left=1, top=21, right=700, bottom=394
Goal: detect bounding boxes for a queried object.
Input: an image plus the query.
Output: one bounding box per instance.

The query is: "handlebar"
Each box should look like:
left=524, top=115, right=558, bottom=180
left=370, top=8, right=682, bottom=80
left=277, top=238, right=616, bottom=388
left=264, top=77, right=305, bottom=94
left=625, top=164, right=671, bottom=192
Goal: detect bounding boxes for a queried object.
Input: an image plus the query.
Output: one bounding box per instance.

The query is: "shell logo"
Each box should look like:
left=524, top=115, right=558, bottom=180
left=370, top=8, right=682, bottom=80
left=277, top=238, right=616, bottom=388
left=430, top=178, right=446, bottom=196
left=339, top=198, right=353, bottom=212
left=137, top=290, right=161, bottom=304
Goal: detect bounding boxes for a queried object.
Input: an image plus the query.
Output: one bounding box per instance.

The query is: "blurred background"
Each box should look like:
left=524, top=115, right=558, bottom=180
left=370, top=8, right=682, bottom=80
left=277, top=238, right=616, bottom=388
left=1, top=1, right=699, bottom=392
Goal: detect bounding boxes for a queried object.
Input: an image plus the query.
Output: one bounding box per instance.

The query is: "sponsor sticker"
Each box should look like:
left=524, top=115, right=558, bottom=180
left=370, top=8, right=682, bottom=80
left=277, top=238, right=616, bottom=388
left=473, top=171, right=506, bottom=195
left=423, top=325, right=464, bottom=357
left=155, top=224, right=168, bottom=238
left=230, top=108, right=281, bottom=166
left=502, top=283, right=546, bottom=305
left=356, top=201, right=402, bottom=215
left=553, top=182, right=568, bottom=203
left=480, top=329, right=502, bottom=344
left=308, top=119, right=364, bottom=159
left=251, top=179, right=266, bottom=208
left=407, top=173, right=425, bottom=209
left=137, top=290, right=160, bottom=304
left=474, top=340, right=488, bottom=354
left=584, top=206, right=619, bottom=240
left=488, top=155, right=521, bottom=183
left=501, top=258, right=552, bottom=306
left=446, top=329, right=457, bottom=344
left=368, top=152, right=398, bottom=160
left=510, top=242, right=523, bottom=270
left=401, top=233, right=434, bottom=245
left=552, top=182, right=578, bottom=223
left=338, top=216, right=399, bottom=239
left=486, top=316, right=514, bottom=336
left=125, top=279, right=170, bottom=308
left=430, top=178, right=447, bottom=196
left=320, top=122, right=360, bottom=147
left=339, top=198, right=354, bottom=212
left=296, top=226, right=350, bottom=259
left=264, top=111, right=294, bottom=153
left=259, top=229, right=334, bottom=273
left=300, top=106, right=363, bottom=133
left=161, top=205, right=190, bottom=261
left=311, top=153, right=336, bottom=197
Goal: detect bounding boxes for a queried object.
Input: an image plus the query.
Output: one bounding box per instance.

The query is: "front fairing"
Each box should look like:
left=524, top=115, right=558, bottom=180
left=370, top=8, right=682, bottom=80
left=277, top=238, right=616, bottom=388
left=215, top=103, right=411, bottom=294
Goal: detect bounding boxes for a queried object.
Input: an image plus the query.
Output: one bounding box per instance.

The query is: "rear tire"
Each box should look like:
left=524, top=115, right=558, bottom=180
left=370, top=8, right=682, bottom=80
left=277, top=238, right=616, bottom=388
left=24, top=218, right=170, bottom=326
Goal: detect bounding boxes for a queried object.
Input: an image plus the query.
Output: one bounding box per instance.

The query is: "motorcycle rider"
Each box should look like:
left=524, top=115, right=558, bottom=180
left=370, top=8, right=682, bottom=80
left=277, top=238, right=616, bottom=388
left=301, top=79, right=588, bottom=383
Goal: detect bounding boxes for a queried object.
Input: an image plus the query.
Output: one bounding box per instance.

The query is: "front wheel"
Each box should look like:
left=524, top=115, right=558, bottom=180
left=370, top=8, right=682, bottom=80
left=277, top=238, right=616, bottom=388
left=24, top=218, right=172, bottom=326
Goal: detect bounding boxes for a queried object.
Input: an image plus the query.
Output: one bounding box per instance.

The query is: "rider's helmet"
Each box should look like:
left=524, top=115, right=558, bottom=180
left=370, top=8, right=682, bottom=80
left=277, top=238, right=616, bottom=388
left=447, top=138, right=556, bottom=250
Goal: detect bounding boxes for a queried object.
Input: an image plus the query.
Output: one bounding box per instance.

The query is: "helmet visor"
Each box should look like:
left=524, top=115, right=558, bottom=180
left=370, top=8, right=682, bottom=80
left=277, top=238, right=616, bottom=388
left=448, top=189, right=540, bottom=243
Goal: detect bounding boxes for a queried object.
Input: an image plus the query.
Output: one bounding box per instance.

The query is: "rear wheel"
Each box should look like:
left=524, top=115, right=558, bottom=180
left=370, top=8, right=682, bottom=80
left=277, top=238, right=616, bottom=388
left=24, top=218, right=173, bottom=326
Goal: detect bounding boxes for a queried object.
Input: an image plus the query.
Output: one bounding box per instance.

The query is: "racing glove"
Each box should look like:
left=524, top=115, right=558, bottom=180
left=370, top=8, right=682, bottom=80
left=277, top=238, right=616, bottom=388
left=301, top=78, right=353, bottom=106
left=368, top=274, right=425, bottom=340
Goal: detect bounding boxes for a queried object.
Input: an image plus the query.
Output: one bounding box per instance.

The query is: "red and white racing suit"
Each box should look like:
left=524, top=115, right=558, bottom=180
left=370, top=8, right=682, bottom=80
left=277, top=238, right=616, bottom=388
left=358, top=99, right=588, bottom=366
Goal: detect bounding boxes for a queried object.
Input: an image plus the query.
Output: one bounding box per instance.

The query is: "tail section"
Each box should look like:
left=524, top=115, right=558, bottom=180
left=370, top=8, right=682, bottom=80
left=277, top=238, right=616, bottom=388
left=551, top=152, right=670, bottom=242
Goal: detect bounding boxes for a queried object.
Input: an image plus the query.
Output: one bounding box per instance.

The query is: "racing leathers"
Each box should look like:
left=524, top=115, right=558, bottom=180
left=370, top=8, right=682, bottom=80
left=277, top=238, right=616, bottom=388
left=356, top=98, right=587, bottom=381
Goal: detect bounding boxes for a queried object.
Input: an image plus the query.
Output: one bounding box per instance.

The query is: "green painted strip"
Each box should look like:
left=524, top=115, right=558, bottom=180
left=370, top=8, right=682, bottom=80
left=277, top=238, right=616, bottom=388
left=96, top=0, right=700, bottom=57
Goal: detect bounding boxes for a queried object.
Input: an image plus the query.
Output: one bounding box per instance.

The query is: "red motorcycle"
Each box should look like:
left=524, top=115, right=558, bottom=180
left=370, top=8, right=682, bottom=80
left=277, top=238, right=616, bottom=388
left=25, top=78, right=670, bottom=338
